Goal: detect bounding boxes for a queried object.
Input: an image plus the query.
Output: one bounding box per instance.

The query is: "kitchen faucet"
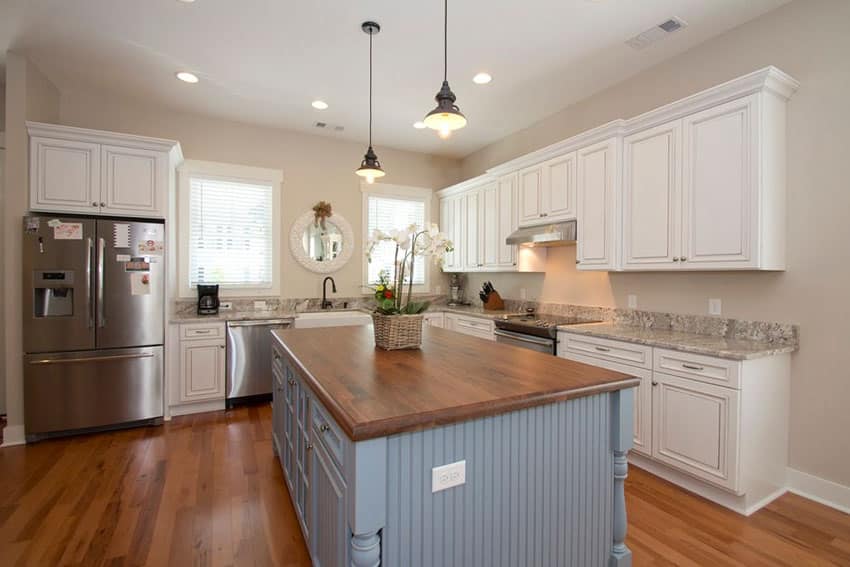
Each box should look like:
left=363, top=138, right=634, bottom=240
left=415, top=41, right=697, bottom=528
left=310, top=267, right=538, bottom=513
left=321, top=276, right=337, bottom=309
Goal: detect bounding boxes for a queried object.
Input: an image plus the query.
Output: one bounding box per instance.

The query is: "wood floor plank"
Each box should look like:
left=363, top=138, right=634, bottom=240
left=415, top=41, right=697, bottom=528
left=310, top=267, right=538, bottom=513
left=2, top=404, right=848, bottom=566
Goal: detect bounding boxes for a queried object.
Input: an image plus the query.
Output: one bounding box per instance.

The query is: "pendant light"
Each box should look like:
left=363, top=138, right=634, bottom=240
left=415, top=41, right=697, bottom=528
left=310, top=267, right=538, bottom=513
left=355, top=21, right=385, bottom=184
left=423, top=0, right=466, bottom=139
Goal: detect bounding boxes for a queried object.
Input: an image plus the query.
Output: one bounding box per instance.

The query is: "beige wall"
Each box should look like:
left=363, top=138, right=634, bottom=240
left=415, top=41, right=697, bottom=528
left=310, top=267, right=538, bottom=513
left=58, top=89, right=460, bottom=299
left=0, top=81, right=6, bottom=133
left=461, top=0, right=850, bottom=487
left=2, top=52, right=60, bottom=438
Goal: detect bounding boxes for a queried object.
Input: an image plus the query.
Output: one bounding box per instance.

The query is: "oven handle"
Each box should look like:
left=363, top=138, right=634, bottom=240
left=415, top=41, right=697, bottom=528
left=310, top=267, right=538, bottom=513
left=493, top=329, right=555, bottom=347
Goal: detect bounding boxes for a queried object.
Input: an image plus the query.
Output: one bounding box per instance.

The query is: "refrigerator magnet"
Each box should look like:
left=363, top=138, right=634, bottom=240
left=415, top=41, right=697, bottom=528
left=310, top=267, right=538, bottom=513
left=130, top=273, right=151, bottom=296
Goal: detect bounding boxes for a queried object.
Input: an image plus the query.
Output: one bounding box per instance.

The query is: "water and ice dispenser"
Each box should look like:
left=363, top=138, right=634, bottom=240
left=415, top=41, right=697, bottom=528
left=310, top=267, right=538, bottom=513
left=32, top=270, right=75, bottom=317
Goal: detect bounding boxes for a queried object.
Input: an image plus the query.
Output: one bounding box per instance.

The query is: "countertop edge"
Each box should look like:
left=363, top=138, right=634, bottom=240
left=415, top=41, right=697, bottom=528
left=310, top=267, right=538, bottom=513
left=272, top=331, right=639, bottom=442
left=557, top=325, right=798, bottom=360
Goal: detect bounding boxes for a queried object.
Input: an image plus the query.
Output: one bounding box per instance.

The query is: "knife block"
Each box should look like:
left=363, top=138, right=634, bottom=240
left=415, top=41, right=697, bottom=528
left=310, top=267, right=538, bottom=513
left=483, top=291, right=505, bottom=311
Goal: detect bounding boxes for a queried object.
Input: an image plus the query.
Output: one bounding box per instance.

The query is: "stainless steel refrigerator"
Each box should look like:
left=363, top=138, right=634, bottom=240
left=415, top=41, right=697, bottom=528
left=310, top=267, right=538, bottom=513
left=23, top=216, right=165, bottom=441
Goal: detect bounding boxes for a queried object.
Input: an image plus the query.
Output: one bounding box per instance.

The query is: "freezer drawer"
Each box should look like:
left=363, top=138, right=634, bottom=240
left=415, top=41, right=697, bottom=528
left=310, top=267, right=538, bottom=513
left=24, top=346, right=163, bottom=439
left=226, top=319, right=293, bottom=402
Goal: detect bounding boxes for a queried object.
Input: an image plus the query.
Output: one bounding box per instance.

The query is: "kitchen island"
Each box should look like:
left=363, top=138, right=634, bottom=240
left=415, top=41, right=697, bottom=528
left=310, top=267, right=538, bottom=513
left=271, top=325, right=639, bottom=567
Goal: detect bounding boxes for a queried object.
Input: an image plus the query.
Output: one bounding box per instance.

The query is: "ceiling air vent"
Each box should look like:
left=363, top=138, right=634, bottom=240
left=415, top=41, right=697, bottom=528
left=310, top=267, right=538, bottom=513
left=314, top=122, right=345, bottom=132
left=626, top=17, right=687, bottom=50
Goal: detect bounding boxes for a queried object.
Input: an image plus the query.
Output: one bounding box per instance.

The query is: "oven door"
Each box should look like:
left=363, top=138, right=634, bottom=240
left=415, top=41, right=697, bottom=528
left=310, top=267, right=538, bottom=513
left=494, top=329, right=555, bottom=355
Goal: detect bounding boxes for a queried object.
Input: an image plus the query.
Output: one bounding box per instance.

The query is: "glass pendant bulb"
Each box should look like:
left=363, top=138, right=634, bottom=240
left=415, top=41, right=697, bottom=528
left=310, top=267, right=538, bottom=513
left=423, top=0, right=466, bottom=136
left=355, top=22, right=386, bottom=181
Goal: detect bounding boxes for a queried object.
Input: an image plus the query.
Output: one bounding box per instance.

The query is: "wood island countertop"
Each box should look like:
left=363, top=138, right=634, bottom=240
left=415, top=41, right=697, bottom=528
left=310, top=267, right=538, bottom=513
left=272, top=325, right=639, bottom=441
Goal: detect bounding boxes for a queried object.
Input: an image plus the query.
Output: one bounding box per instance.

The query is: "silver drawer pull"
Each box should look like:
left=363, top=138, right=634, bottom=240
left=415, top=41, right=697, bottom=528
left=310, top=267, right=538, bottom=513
left=682, top=363, right=705, bottom=371
left=594, top=346, right=611, bottom=352
left=320, top=424, right=330, bottom=433
left=193, top=329, right=212, bottom=334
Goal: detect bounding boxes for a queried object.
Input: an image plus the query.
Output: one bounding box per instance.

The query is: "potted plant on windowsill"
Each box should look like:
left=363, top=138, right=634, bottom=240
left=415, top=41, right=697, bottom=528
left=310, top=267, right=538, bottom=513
left=366, top=224, right=453, bottom=350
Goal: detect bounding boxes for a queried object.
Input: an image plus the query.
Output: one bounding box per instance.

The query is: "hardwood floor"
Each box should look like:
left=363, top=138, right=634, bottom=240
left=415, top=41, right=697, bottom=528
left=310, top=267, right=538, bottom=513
left=1, top=405, right=848, bottom=566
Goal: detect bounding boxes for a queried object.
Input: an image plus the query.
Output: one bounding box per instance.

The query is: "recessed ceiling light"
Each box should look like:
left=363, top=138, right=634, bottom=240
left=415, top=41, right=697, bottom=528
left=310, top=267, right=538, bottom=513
left=413, top=121, right=427, bottom=129
left=176, top=71, right=199, bottom=83
left=473, top=72, right=492, bottom=85
left=312, top=100, right=329, bottom=110
left=177, top=0, right=196, bottom=3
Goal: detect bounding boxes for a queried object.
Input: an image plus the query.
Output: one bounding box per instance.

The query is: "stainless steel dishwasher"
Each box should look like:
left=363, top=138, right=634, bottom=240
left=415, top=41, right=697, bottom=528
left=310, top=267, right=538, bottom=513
left=226, top=319, right=293, bottom=407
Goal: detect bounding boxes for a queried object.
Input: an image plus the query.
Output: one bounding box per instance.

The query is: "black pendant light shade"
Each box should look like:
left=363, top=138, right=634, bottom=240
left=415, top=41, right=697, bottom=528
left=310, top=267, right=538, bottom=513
left=423, top=0, right=466, bottom=138
left=355, top=21, right=385, bottom=183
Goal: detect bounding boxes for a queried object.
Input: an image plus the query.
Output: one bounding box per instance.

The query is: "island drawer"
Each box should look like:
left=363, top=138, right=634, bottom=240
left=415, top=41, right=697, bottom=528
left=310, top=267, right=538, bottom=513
left=180, top=322, right=225, bottom=340
left=559, top=332, right=652, bottom=370
left=311, top=398, right=346, bottom=470
left=654, top=348, right=741, bottom=389
left=447, top=314, right=495, bottom=341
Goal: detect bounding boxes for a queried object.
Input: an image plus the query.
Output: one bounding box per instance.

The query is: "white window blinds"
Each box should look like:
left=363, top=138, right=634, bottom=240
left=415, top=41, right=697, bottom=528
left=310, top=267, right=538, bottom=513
left=366, top=195, right=426, bottom=285
left=188, top=176, right=274, bottom=288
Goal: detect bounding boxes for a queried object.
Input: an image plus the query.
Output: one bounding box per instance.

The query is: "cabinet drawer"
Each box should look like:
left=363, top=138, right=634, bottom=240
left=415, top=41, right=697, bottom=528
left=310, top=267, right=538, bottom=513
left=451, top=315, right=495, bottom=340
left=559, top=332, right=652, bottom=370
left=180, top=323, right=225, bottom=340
left=311, top=399, right=346, bottom=471
left=653, top=348, right=741, bottom=389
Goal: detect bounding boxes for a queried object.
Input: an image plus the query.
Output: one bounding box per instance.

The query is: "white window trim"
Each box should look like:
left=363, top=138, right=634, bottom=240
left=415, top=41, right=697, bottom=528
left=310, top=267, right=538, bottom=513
left=178, top=160, right=283, bottom=299
left=361, top=181, right=433, bottom=293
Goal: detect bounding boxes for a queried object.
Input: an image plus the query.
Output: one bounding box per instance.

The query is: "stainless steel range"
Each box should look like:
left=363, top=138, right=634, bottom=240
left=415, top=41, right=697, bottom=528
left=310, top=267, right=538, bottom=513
left=494, top=311, right=600, bottom=355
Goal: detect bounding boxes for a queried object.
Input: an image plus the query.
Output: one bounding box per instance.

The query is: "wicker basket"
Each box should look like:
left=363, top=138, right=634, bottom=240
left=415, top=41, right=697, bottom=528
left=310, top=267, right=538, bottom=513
left=372, top=313, right=424, bottom=350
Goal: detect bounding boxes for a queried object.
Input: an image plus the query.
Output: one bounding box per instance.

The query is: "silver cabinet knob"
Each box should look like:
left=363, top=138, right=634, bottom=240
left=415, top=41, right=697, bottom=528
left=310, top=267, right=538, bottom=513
left=305, top=443, right=313, bottom=451
left=320, top=424, right=330, bottom=432
left=92, top=202, right=99, bottom=207
left=652, top=381, right=659, bottom=386
left=680, top=256, right=687, bottom=262
left=219, top=345, right=225, bottom=349
left=288, top=379, right=296, bottom=386
left=100, top=202, right=106, bottom=207
left=575, top=260, right=580, bottom=265
left=673, top=257, right=680, bottom=262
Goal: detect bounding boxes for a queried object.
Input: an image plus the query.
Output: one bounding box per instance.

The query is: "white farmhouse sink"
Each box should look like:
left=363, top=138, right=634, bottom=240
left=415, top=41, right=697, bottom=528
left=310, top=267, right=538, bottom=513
left=293, top=311, right=372, bottom=329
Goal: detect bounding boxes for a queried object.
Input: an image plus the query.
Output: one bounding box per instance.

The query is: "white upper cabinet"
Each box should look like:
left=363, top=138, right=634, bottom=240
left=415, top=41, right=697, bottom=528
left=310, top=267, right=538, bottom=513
left=496, top=174, right=518, bottom=268
left=622, top=120, right=682, bottom=269
left=480, top=182, right=499, bottom=268
left=464, top=190, right=481, bottom=270
left=576, top=138, right=619, bottom=270
left=518, top=166, right=543, bottom=225
left=28, top=122, right=182, bottom=219
left=30, top=136, right=101, bottom=214
left=681, top=96, right=757, bottom=268
left=440, top=194, right=464, bottom=271
left=541, top=152, right=577, bottom=222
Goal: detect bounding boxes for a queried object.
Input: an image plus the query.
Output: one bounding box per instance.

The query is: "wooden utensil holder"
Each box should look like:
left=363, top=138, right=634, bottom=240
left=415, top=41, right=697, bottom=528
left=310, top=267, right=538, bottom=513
left=483, top=291, right=505, bottom=311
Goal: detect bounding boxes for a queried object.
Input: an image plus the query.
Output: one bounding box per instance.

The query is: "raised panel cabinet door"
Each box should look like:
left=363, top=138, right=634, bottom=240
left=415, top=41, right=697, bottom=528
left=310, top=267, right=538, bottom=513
left=30, top=136, right=101, bottom=214
left=311, top=441, right=347, bottom=567
left=622, top=121, right=683, bottom=269
left=272, top=365, right=285, bottom=457
left=451, top=196, right=466, bottom=270
left=480, top=183, right=499, bottom=267
left=651, top=372, right=741, bottom=492
left=464, top=191, right=480, bottom=269
left=497, top=174, right=518, bottom=267
left=681, top=95, right=758, bottom=267
left=517, top=166, right=543, bottom=226
left=101, top=145, right=167, bottom=218
left=179, top=339, right=225, bottom=402
left=541, top=152, right=577, bottom=222
left=439, top=198, right=455, bottom=271
left=576, top=138, right=618, bottom=270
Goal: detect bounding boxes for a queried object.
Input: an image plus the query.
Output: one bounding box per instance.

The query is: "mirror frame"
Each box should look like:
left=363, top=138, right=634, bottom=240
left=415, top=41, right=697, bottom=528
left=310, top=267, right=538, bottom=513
left=289, top=210, right=355, bottom=273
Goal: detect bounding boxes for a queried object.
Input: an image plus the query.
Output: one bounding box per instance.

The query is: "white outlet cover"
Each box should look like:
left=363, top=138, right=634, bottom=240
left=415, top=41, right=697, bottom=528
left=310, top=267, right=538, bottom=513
left=519, top=288, right=527, bottom=300
left=709, top=298, right=722, bottom=316
left=627, top=294, right=638, bottom=309
left=432, top=460, right=466, bottom=493
left=220, top=301, right=233, bottom=311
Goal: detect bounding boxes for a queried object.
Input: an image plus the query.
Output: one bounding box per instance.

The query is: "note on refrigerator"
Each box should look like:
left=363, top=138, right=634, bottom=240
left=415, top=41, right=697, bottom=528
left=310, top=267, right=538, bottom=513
left=113, top=223, right=131, bottom=248
left=53, top=222, right=83, bottom=240
left=130, top=272, right=151, bottom=296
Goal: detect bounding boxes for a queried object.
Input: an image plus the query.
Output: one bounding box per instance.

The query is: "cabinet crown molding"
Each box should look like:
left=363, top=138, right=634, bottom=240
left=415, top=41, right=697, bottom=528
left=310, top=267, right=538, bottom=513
left=435, top=173, right=495, bottom=197
left=26, top=121, right=183, bottom=161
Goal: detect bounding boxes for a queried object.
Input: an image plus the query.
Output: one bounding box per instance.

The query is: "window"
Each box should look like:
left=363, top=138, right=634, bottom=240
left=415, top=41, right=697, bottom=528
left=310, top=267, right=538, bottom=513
left=179, top=161, right=282, bottom=297
left=362, top=184, right=432, bottom=288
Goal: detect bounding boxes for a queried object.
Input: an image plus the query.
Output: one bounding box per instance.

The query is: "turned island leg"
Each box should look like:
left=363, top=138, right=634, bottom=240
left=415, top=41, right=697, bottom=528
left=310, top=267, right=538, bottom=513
left=350, top=530, right=381, bottom=567
left=609, top=388, right=634, bottom=567
left=347, top=438, right=387, bottom=566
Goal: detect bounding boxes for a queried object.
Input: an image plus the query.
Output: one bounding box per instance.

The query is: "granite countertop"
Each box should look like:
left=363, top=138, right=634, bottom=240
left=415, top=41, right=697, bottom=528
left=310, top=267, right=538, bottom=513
left=557, top=322, right=798, bottom=361
left=272, top=326, right=638, bottom=441
left=437, top=305, right=522, bottom=320
left=170, top=305, right=520, bottom=324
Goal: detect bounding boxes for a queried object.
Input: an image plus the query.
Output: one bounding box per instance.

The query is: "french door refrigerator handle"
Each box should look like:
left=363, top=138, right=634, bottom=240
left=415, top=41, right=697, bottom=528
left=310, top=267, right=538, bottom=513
left=86, top=237, right=94, bottom=328
left=97, top=237, right=106, bottom=328
left=28, top=352, right=155, bottom=365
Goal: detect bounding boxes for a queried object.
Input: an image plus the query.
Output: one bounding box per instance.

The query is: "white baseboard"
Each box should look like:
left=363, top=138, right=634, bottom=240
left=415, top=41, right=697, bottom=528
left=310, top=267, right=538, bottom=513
left=787, top=468, right=850, bottom=515
left=1, top=424, right=26, bottom=447
left=169, top=400, right=226, bottom=417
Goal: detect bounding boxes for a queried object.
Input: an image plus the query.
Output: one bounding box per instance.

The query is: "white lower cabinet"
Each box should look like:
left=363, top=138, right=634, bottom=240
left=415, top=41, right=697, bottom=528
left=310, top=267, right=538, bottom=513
left=179, top=337, right=226, bottom=402
left=558, top=331, right=790, bottom=514
left=423, top=312, right=445, bottom=328
left=444, top=313, right=495, bottom=341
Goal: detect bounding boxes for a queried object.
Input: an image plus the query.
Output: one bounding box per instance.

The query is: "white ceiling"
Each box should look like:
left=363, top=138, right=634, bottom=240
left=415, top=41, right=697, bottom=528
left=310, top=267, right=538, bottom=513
left=0, top=0, right=790, bottom=158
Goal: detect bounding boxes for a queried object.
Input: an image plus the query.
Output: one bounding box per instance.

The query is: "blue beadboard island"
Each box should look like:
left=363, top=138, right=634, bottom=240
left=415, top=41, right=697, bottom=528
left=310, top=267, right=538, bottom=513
left=271, top=325, right=639, bottom=567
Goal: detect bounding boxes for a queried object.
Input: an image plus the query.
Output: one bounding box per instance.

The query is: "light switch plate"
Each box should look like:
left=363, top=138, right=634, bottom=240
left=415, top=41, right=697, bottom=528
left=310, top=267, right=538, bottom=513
left=709, top=298, right=722, bottom=316
left=627, top=294, right=638, bottom=309
left=432, top=460, right=466, bottom=493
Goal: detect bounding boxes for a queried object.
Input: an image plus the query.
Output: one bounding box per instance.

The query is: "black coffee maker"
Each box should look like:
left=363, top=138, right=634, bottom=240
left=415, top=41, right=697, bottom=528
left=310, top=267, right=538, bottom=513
left=197, top=284, right=220, bottom=315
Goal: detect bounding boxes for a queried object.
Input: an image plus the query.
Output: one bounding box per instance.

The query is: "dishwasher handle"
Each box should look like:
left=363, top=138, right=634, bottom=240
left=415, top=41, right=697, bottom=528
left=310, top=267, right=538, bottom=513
left=227, top=319, right=293, bottom=328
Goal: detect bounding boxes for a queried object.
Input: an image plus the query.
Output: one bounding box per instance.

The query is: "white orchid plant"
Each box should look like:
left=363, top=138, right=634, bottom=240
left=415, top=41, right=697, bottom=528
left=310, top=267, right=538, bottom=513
left=366, top=223, right=453, bottom=315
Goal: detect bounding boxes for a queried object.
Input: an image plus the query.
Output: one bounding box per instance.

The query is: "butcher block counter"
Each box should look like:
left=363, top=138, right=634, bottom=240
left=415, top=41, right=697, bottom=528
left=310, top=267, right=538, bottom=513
left=271, top=325, right=638, bottom=567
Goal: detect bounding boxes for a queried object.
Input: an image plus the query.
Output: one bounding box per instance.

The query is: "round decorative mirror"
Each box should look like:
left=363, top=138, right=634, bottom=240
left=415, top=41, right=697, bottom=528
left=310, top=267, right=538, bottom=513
left=289, top=209, right=354, bottom=273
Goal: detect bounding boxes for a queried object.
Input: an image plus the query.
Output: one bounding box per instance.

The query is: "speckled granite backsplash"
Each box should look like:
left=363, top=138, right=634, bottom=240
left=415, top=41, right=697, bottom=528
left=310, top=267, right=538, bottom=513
left=172, top=294, right=448, bottom=317
left=502, top=299, right=798, bottom=346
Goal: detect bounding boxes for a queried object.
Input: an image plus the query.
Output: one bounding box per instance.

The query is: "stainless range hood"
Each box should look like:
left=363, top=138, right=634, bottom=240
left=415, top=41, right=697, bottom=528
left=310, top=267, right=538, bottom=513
left=506, top=220, right=577, bottom=247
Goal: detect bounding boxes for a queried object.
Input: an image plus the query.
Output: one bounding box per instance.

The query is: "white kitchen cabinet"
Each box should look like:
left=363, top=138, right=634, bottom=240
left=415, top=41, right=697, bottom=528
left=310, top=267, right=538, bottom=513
left=480, top=182, right=499, bottom=268
left=541, top=152, right=577, bottom=222
left=27, top=122, right=182, bottom=219
left=444, top=313, right=495, bottom=341
left=496, top=174, right=518, bottom=268
left=576, top=138, right=619, bottom=270
left=179, top=338, right=226, bottom=403
left=464, top=190, right=481, bottom=270
left=30, top=136, right=101, bottom=214
left=517, top=166, right=543, bottom=225
left=423, top=312, right=445, bottom=328
left=440, top=194, right=464, bottom=272
left=651, top=372, right=740, bottom=492
left=622, top=121, right=682, bottom=269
